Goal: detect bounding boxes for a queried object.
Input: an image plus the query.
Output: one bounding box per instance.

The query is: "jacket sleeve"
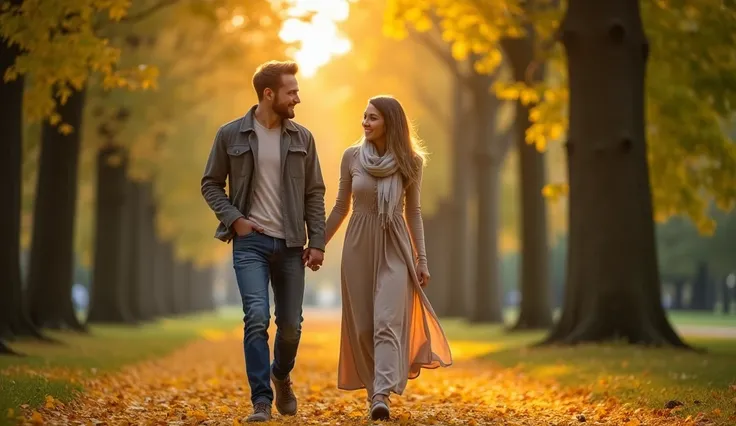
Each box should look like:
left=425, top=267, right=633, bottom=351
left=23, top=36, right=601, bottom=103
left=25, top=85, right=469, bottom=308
left=304, top=131, right=326, bottom=251
left=200, top=127, right=244, bottom=230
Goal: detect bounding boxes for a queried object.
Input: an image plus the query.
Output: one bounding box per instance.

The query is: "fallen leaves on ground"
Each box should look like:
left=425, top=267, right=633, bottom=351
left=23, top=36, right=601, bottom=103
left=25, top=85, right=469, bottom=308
left=9, top=315, right=730, bottom=425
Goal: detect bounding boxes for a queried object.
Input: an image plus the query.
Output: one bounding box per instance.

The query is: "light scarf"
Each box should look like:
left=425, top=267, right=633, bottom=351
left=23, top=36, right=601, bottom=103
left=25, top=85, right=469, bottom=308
left=359, top=141, right=402, bottom=228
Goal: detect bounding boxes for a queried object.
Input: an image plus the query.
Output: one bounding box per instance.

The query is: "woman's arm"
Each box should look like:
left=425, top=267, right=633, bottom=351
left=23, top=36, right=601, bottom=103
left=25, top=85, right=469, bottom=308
left=404, top=157, right=427, bottom=266
left=325, top=147, right=355, bottom=245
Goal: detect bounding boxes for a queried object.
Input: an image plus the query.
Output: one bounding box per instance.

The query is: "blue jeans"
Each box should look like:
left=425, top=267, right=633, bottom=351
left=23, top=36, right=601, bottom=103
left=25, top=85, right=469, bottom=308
left=232, top=232, right=305, bottom=405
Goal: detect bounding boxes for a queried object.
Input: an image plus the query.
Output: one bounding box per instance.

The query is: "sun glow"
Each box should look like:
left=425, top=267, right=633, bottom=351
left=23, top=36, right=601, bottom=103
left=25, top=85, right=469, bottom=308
left=278, top=0, right=353, bottom=78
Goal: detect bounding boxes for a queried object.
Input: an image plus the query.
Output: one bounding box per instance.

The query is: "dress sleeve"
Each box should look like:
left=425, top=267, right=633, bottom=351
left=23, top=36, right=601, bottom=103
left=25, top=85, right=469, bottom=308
left=404, top=157, right=427, bottom=266
left=325, top=147, right=354, bottom=245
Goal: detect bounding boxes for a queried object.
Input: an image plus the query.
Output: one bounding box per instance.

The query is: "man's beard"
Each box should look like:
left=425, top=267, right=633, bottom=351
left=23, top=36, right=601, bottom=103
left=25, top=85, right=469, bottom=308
left=273, top=94, right=294, bottom=119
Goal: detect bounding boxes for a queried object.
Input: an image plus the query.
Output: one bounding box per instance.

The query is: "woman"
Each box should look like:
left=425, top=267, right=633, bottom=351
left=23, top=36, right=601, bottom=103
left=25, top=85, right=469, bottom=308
left=324, top=95, right=453, bottom=420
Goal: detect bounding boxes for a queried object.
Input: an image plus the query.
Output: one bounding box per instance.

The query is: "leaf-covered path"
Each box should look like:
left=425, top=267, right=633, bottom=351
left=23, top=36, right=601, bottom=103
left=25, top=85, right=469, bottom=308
left=20, top=313, right=702, bottom=425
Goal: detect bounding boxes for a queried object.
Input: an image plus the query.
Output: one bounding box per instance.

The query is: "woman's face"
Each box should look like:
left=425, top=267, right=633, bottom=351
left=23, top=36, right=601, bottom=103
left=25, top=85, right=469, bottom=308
left=362, top=102, right=385, bottom=142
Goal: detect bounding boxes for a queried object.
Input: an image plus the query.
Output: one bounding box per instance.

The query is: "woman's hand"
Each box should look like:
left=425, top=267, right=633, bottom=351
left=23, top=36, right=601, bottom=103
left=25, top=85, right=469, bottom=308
left=416, top=263, right=431, bottom=287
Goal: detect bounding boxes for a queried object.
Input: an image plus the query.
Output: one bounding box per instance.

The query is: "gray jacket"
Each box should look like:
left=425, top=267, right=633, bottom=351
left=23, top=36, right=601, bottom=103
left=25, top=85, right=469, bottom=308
left=200, top=105, right=326, bottom=250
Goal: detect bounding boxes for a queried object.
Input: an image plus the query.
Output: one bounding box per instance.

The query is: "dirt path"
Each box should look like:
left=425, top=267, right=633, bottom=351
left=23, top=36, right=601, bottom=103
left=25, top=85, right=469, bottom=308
left=21, top=315, right=699, bottom=425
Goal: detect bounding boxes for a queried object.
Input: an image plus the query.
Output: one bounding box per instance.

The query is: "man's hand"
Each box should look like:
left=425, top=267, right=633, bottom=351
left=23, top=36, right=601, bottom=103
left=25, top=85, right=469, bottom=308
left=233, top=217, right=264, bottom=237
left=302, top=248, right=324, bottom=271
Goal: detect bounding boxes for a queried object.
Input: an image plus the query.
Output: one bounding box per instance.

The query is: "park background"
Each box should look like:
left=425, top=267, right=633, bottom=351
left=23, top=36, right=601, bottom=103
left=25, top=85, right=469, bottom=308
left=1, top=0, right=735, bottom=425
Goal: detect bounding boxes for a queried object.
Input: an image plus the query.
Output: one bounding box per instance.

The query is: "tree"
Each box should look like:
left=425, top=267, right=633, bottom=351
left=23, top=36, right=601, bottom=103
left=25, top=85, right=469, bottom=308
left=543, top=0, right=686, bottom=345
left=1, top=0, right=157, bottom=334
left=501, top=1, right=553, bottom=330
left=0, top=9, right=38, bottom=351
left=386, top=9, right=516, bottom=323
left=82, top=0, right=286, bottom=322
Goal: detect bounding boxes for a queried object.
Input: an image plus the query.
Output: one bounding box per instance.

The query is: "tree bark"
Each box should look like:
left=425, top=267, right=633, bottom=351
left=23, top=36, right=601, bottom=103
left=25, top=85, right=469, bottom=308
left=543, top=0, right=687, bottom=346
left=26, top=87, right=87, bottom=332
left=469, top=74, right=506, bottom=323
left=87, top=145, right=136, bottom=324
left=446, top=77, right=472, bottom=317
left=502, top=34, right=553, bottom=331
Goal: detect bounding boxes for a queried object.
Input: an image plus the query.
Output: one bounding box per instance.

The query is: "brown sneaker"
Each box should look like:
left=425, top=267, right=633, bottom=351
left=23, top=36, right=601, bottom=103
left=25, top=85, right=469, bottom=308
left=271, top=371, right=297, bottom=415
left=246, top=402, right=272, bottom=422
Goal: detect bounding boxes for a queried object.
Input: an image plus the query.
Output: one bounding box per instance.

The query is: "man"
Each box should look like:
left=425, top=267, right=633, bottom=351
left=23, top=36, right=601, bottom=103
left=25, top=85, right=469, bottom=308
left=201, top=60, right=326, bottom=422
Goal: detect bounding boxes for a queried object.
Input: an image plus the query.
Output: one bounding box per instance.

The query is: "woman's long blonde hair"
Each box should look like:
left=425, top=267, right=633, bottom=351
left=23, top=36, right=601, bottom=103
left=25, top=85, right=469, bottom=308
left=362, top=95, right=427, bottom=185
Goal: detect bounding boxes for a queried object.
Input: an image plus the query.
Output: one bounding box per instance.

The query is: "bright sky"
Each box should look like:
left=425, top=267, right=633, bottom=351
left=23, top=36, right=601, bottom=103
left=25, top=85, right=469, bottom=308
left=278, top=0, right=353, bottom=77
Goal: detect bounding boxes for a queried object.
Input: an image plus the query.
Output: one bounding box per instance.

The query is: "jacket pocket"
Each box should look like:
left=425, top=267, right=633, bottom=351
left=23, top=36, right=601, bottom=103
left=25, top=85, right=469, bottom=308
left=227, top=143, right=252, bottom=177
left=286, top=144, right=307, bottom=178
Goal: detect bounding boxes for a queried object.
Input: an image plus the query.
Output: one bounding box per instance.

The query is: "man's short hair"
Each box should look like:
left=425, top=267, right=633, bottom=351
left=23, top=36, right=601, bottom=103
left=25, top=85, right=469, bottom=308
left=252, top=60, right=299, bottom=101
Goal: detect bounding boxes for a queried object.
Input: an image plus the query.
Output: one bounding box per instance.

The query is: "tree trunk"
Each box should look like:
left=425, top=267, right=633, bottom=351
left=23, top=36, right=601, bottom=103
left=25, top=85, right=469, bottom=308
left=469, top=75, right=505, bottom=323
left=672, top=277, right=685, bottom=310
left=201, top=267, right=216, bottom=311
left=87, top=145, right=136, bottom=324
left=126, top=181, right=157, bottom=321
left=445, top=78, right=472, bottom=317
left=722, top=278, right=733, bottom=315
left=690, top=262, right=711, bottom=311
left=543, top=0, right=686, bottom=346
left=136, top=182, right=158, bottom=319
left=153, top=239, right=175, bottom=316
left=502, top=34, right=553, bottom=330
left=26, top=88, right=87, bottom=332
left=0, top=35, right=42, bottom=341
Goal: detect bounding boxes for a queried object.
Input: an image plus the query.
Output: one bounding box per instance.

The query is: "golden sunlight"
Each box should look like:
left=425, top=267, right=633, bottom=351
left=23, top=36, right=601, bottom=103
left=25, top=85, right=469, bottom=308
left=278, top=0, right=353, bottom=77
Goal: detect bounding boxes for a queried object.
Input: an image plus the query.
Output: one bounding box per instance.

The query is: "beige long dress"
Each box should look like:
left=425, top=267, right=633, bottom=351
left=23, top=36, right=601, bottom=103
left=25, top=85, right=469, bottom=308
left=325, top=146, right=453, bottom=398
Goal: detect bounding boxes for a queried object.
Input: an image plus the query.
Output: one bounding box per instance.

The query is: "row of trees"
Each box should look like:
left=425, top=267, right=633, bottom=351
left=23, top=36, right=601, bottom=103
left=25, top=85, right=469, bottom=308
left=383, top=0, right=736, bottom=344
left=0, top=0, right=289, bottom=355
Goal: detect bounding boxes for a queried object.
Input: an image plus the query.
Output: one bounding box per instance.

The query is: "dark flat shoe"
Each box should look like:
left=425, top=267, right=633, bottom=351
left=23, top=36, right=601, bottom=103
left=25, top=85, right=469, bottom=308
left=370, top=400, right=390, bottom=420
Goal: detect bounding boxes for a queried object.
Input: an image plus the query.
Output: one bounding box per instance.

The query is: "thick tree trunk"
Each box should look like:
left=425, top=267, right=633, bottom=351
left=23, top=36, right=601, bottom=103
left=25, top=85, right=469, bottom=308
left=0, top=36, right=42, bottom=341
left=470, top=75, right=505, bottom=323
left=446, top=79, right=471, bottom=317
left=502, top=34, right=553, bottom=330
left=543, top=0, right=686, bottom=346
left=26, top=88, right=87, bottom=332
left=87, top=146, right=136, bottom=324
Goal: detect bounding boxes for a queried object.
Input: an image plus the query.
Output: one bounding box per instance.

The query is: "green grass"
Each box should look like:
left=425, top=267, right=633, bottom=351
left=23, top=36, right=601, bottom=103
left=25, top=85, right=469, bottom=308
left=0, top=311, right=238, bottom=425
left=440, top=318, right=736, bottom=421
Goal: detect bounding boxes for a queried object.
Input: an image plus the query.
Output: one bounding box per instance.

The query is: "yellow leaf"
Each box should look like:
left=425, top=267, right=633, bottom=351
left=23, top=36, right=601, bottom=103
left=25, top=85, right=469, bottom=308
left=232, top=419, right=242, bottom=426
left=624, top=418, right=641, bottom=426
left=30, top=411, right=43, bottom=424
left=6, top=408, right=13, bottom=418
left=451, top=41, right=469, bottom=60
left=59, top=124, right=74, bottom=135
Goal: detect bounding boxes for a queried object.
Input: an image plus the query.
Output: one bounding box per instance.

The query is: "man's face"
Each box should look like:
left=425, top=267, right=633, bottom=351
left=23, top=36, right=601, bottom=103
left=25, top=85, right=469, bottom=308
left=271, top=74, right=300, bottom=119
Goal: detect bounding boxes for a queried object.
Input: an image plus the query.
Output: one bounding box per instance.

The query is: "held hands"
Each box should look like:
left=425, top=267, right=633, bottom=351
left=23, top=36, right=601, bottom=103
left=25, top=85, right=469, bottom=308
left=416, top=263, right=431, bottom=287
left=233, top=217, right=264, bottom=236
left=302, top=248, right=324, bottom=271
